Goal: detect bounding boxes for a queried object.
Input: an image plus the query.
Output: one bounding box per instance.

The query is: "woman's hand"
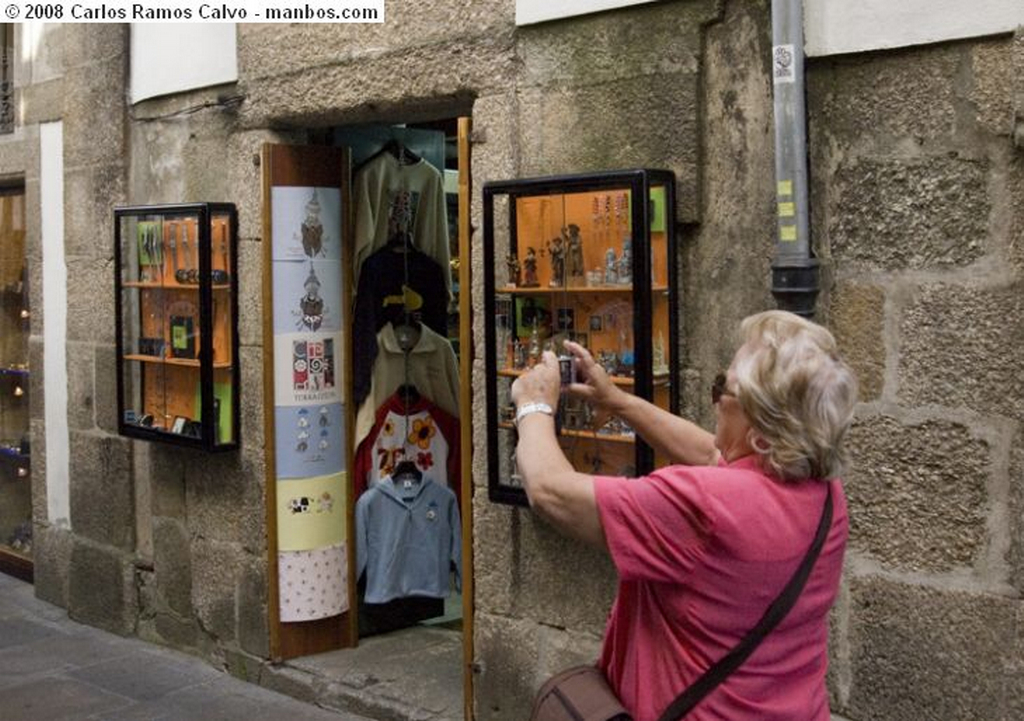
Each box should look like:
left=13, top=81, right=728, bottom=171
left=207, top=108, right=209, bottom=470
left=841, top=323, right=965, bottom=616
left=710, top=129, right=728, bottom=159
left=562, top=340, right=629, bottom=426
left=510, top=351, right=562, bottom=409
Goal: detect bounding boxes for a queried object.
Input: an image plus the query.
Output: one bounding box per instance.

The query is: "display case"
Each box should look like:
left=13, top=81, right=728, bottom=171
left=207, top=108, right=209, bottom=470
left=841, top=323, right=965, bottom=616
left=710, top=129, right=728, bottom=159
left=483, top=170, right=677, bottom=506
left=0, top=187, right=31, bottom=580
left=115, top=203, right=240, bottom=451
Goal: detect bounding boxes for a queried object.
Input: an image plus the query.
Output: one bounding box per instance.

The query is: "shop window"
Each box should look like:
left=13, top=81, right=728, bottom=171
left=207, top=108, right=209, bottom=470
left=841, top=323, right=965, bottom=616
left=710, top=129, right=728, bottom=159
left=0, top=186, right=30, bottom=581
left=0, top=25, right=13, bottom=134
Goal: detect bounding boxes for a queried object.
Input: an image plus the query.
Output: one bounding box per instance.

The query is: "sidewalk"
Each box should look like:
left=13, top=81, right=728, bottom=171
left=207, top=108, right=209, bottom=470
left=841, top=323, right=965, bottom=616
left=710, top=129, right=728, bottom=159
left=0, top=572, right=374, bottom=721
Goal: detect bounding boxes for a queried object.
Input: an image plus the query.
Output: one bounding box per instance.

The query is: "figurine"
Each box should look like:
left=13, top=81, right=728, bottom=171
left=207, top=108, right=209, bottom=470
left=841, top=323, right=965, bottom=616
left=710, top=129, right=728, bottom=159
left=565, top=224, right=586, bottom=284
left=618, top=236, right=633, bottom=284
left=604, top=248, right=619, bottom=285
left=653, top=331, right=669, bottom=375
left=522, top=247, right=540, bottom=287
left=527, top=321, right=542, bottom=367
left=506, top=253, right=521, bottom=287
left=547, top=233, right=566, bottom=287
left=513, top=337, right=526, bottom=369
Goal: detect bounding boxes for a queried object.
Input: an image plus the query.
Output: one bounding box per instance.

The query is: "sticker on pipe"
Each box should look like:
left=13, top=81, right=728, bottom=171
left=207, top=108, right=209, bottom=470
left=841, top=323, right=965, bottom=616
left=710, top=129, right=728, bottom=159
left=773, top=44, right=796, bottom=84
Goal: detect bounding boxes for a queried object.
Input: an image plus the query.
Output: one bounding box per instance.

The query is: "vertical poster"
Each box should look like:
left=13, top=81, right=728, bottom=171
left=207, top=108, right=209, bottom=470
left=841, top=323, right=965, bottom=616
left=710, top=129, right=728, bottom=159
left=271, top=185, right=349, bottom=623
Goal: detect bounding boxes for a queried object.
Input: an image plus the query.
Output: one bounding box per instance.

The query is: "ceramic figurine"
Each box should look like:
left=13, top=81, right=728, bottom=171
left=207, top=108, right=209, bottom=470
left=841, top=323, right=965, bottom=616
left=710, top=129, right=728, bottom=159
left=547, top=233, right=566, bottom=287
left=506, top=253, right=521, bottom=287
left=522, top=247, right=540, bottom=287
left=527, top=321, right=541, bottom=367
left=653, top=331, right=669, bottom=375
left=604, top=248, right=618, bottom=285
left=618, top=236, right=632, bottom=284
left=565, top=224, right=585, bottom=284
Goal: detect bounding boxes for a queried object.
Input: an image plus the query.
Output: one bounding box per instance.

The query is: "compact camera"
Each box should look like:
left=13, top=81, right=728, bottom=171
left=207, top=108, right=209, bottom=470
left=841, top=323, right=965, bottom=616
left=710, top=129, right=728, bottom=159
left=558, top=355, right=579, bottom=387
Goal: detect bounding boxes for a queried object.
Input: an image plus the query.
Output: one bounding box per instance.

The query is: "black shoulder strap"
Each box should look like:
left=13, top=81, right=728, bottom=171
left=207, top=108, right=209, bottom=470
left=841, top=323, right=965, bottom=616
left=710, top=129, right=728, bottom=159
left=657, top=484, right=834, bottom=721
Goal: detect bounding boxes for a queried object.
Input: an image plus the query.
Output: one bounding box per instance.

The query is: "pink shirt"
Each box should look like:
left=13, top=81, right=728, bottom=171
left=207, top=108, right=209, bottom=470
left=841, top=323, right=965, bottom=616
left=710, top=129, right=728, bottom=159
left=593, top=456, right=848, bottom=721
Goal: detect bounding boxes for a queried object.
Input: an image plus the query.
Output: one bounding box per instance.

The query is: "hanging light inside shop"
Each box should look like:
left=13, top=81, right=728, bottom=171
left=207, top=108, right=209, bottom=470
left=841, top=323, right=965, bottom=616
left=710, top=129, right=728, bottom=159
left=19, top=309, right=29, bottom=319
left=13, top=385, right=24, bottom=397
left=17, top=467, right=27, bottom=477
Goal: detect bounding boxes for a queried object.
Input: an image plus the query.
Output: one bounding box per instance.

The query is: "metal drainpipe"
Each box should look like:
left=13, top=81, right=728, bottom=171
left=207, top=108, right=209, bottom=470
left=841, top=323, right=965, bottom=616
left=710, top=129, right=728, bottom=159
left=770, top=0, right=818, bottom=317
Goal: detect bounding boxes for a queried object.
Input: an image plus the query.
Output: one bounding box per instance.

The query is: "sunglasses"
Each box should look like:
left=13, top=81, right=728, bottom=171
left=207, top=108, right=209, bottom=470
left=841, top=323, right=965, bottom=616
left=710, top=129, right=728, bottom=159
left=711, top=373, right=735, bottom=405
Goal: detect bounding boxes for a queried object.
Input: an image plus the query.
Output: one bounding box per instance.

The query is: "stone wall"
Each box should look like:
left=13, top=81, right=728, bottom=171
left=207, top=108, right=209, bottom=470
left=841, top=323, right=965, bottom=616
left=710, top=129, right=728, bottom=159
left=810, top=32, right=1024, bottom=721
left=10, top=5, right=1024, bottom=721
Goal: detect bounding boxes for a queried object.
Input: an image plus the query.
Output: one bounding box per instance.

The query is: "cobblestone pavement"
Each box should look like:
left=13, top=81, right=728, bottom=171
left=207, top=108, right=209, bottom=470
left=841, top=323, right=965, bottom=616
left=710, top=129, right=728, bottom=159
left=0, top=572, right=374, bottom=721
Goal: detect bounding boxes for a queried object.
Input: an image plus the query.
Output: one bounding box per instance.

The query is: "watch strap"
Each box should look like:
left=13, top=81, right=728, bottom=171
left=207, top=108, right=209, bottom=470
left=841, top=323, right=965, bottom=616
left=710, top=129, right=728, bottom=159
left=515, top=402, right=554, bottom=427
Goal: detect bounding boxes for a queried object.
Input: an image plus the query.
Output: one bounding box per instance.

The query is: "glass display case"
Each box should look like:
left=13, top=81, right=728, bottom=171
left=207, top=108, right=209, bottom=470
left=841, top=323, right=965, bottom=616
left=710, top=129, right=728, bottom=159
left=115, top=203, right=240, bottom=451
left=483, top=170, right=677, bottom=506
left=0, top=188, right=31, bottom=580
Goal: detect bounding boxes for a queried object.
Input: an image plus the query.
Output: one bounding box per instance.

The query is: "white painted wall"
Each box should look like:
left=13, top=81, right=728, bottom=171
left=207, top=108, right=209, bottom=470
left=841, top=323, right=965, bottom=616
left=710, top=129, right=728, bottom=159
left=40, top=121, right=70, bottom=530
left=130, top=24, right=238, bottom=103
left=516, top=0, right=659, bottom=26
left=805, top=0, right=1024, bottom=57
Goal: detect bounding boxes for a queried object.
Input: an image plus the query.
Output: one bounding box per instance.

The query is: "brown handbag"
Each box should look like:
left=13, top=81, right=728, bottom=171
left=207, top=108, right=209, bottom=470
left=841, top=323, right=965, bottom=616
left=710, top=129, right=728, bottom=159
left=529, top=665, right=631, bottom=721
left=529, top=486, right=833, bottom=721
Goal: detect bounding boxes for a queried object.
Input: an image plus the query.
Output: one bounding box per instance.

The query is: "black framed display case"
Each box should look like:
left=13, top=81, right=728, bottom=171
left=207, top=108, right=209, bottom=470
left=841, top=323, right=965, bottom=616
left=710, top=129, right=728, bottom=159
left=115, top=203, right=240, bottom=451
left=483, top=169, right=678, bottom=506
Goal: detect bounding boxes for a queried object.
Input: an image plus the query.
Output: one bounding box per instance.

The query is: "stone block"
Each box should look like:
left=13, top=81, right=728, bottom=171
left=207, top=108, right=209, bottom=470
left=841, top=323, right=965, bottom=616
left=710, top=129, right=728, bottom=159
left=32, top=523, right=72, bottom=608
left=184, top=450, right=265, bottom=551
left=473, top=612, right=541, bottom=720
left=473, top=500, right=615, bottom=632
left=67, top=539, right=137, bottom=636
left=66, top=255, right=116, bottom=344
left=68, top=432, right=135, bottom=550
left=237, top=240, right=264, bottom=347
left=828, top=156, right=989, bottom=271
left=93, top=344, right=119, bottom=434
left=154, top=610, right=200, bottom=651
left=66, top=341, right=95, bottom=431
left=152, top=517, right=192, bottom=616
left=128, top=118, right=189, bottom=203
left=239, top=37, right=511, bottom=130
left=807, top=43, right=959, bottom=143
left=190, top=537, right=246, bottom=643
left=0, top=134, right=28, bottom=174
left=469, top=93, right=519, bottom=231
left=517, top=72, right=701, bottom=221
left=258, top=664, right=319, bottom=704
left=28, top=337, right=43, bottom=422
left=226, top=131, right=276, bottom=242
left=845, top=576, right=1016, bottom=721
left=971, top=38, right=1015, bottom=137
left=63, top=60, right=126, bottom=169
left=223, top=648, right=264, bottom=683
left=62, top=23, right=126, bottom=68
left=518, top=0, right=710, bottom=88
left=16, top=23, right=63, bottom=85
left=238, top=344, right=264, bottom=450
left=64, top=165, right=126, bottom=259
left=237, top=4, right=512, bottom=81
left=899, top=282, right=1024, bottom=420
left=29, top=418, right=47, bottom=525
left=237, top=557, right=269, bottom=658
left=844, top=415, right=990, bottom=572
left=1009, top=437, right=1024, bottom=591
left=147, top=444, right=187, bottom=518
left=19, top=78, right=65, bottom=125
left=826, top=283, right=885, bottom=402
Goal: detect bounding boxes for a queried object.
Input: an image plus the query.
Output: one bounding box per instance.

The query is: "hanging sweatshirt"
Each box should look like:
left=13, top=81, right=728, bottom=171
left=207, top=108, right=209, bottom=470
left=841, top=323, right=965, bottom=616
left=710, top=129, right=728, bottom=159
left=353, top=392, right=461, bottom=508
left=354, top=322, right=460, bottom=448
left=352, top=245, right=449, bottom=409
left=355, top=476, right=462, bottom=604
left=353, top=153, right=451, bottom=292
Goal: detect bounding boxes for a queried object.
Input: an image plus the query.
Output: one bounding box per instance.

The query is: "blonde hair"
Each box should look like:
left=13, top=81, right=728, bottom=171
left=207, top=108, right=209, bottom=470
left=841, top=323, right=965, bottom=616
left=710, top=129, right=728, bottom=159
left=731, top=311, right=858, bottom=481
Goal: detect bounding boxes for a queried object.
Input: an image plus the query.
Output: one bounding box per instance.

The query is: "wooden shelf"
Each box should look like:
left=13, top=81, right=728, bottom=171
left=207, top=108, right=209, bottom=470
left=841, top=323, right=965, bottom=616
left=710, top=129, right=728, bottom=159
left=0, top=546, right=33, bottom=582
left=498, top=284, right=668, bottom=295
left=498, top=421, right=635, bottom=444
left=123, top=354, right=232, bottom=369
left=123, top=281, right=231, bottom=291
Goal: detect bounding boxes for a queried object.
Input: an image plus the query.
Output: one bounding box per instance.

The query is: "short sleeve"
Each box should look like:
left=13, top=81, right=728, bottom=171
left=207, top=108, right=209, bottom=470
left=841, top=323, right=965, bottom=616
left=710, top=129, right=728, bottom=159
left=593, top=467, right=716, bottom=583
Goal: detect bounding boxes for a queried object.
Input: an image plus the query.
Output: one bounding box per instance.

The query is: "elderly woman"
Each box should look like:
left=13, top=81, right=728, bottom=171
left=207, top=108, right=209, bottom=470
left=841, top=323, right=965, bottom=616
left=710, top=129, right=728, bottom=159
left=511, top=310, right=857, bottom=721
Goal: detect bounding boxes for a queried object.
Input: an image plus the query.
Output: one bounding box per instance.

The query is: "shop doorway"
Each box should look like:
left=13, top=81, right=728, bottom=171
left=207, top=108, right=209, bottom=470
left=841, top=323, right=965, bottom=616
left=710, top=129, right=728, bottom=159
left=261, top=116, right=473, bottom=720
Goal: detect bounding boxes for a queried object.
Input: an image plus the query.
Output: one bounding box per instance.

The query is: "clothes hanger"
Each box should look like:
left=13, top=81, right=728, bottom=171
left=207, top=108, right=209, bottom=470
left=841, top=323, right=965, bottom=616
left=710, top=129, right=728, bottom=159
left=393, top=460, right=422, bottom=483
left=396, top=383, right=420, bottom=406
left=393, top=318, right=422, bottom=352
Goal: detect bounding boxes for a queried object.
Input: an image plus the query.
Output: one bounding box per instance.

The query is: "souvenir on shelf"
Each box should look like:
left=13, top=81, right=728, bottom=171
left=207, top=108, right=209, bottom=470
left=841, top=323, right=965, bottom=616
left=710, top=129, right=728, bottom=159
left=114, top=203, right=240, bottom=451
left=483, top=170, right=677, bottom=506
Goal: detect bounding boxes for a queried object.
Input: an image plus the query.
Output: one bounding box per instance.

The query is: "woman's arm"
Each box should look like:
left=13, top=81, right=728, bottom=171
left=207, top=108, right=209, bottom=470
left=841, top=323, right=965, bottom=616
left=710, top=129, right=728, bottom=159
left=511, top=352, right=607, bottom=548
left=563, top=341, right=719, bottom=466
